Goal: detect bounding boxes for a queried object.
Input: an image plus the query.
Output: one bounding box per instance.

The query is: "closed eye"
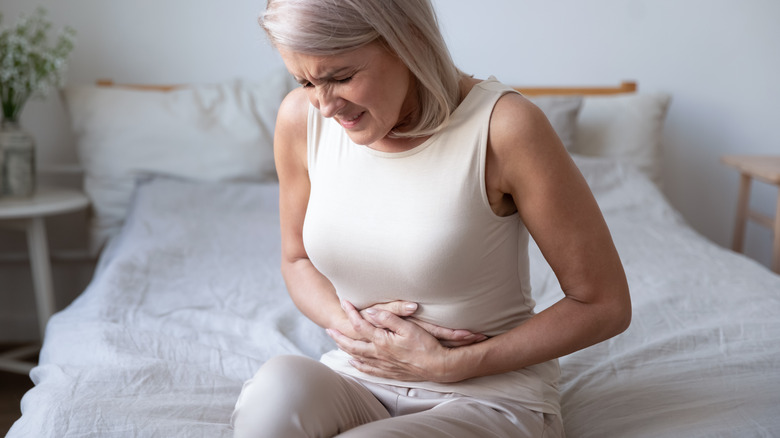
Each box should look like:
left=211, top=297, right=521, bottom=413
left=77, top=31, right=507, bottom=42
left=297, top=74, right=353, bottom=88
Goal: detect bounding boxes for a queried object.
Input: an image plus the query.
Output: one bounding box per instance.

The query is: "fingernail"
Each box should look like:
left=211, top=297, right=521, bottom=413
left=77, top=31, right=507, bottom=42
left=364, top=308, right=377, bottom=315
left=404, top=303, right=418, bottom=311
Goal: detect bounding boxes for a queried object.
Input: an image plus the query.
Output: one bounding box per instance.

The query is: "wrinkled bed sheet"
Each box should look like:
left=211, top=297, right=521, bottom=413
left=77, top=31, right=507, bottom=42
left=9, top=157, right=780, bottom=437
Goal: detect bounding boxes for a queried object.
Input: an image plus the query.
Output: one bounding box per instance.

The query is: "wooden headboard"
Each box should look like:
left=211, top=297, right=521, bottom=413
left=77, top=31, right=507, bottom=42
left=96, top=79, right=179, bottom=92
left=97, top=79, right=638, bottom=96
left=514, top=81, right=637, bottom=96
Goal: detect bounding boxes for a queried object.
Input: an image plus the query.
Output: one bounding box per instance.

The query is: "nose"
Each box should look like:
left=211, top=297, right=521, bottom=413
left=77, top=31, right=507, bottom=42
left=314, top=86, right=344, bottom=118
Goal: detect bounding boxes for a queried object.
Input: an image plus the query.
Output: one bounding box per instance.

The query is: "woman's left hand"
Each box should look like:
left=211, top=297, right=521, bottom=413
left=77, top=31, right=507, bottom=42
left=326, top=300, right=456, bottom=382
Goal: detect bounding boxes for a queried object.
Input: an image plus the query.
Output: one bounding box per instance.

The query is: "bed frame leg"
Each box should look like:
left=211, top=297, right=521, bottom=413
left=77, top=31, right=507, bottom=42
left=732, top=173, right=751, bottom=253
left=773, top=191, right=780, bottom=274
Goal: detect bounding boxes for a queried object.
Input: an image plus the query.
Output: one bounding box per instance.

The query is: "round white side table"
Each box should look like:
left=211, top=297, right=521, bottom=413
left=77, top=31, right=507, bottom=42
left=0, top=186, right=89, bottom=373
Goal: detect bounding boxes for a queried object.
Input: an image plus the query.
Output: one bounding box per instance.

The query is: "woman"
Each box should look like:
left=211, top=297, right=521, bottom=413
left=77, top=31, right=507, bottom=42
left=232, top=0, right=631, bottom=436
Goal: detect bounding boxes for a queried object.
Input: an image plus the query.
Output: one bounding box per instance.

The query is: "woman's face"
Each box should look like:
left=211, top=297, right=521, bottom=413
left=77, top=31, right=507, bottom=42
left=279, top=42, right=418, bottom=149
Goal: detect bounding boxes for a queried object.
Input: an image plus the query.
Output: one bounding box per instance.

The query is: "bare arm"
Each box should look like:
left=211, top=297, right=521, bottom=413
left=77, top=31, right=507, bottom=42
left=439, top=93, right=631, bottom=380
left=274, top=88, right=354, bottom=336
left=330, top=93, right=631, bottom=382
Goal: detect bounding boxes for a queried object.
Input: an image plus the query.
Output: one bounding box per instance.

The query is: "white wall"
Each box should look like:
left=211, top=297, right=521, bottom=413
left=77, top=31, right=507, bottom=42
left=1, top=0, right=778, bottom=340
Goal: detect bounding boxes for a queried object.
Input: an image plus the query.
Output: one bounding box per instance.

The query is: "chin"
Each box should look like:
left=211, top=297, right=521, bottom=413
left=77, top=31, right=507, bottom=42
left=345, top=131, right=380, bottom=147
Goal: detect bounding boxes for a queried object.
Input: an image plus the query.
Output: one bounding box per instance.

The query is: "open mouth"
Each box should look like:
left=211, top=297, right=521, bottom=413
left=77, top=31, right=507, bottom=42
left=338, top=112, right=364, bottom=129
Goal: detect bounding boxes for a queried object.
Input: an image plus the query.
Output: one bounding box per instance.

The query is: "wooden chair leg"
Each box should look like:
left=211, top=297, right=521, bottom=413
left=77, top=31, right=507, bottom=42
left=732, top=173, right=751, bottom=253
left=26, top=217, right=56, bottom=340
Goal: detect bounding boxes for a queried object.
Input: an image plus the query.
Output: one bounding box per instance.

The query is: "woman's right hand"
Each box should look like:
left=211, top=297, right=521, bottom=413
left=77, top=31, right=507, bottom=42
left=360, top=301, right=487, bottom=348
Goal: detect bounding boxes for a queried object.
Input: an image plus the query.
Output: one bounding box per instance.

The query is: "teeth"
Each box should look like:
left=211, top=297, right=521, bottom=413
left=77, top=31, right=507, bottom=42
left=344, top=113, right=361, bottom=122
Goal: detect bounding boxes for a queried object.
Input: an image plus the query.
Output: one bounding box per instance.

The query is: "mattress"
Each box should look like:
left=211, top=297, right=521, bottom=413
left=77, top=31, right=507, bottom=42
left=9, top=156, right=780, bottom=437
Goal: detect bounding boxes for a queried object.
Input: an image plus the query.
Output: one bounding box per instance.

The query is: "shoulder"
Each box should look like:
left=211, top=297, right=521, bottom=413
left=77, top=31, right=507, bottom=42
left=486, top=87, right=571, bottom=194
left=461, top=77, right=556, bottom=156
left=274, top=87, right=310, bottom=169
left=489, top=91, right=553, bottom=153
left=276, top=87, right=310, bottom=138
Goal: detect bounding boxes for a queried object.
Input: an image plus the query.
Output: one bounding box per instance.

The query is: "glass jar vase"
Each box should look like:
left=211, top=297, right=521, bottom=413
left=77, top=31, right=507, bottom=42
left=0, top=119, right=36, bottom=197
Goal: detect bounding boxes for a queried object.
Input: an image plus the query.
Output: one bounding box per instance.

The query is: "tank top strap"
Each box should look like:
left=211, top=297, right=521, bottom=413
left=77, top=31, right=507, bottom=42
left=478, top=76, right=520, bottom=95
left=446, top=76, right=520, bottom=134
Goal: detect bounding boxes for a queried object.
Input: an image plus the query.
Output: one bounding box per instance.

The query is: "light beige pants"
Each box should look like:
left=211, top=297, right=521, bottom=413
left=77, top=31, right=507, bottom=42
left=232, top=355, right=564, bottom=438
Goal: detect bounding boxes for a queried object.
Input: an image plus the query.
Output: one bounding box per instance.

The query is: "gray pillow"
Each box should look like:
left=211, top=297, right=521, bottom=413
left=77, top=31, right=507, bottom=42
left=528, top=95, right=583, bottom=151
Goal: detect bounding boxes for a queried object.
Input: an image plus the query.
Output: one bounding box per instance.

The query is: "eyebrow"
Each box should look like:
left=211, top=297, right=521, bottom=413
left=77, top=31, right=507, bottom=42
left=294, top=67, right=352, bottom=85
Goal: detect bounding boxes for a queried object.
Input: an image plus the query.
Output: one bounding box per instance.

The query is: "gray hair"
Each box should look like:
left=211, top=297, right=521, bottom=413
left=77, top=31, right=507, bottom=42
left=260, top=0, right=467, bottom=138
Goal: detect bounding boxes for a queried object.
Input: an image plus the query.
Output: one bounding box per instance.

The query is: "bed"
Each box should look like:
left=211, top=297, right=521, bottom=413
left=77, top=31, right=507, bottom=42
left=8, top=71, right=780, bottom=437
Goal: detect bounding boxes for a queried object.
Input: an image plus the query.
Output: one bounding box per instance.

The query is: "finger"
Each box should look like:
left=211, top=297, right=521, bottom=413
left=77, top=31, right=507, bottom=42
left=347, top=358, right=425, bottom=382
left=364, top=301, right=419, bottom=317
left=360, top=308, right=390, bottom=330
left=326, top=328, right=374, bottom=358
left=438, top=338, right=487, bottom=348
left=342, top=300, right=383, bottom=337
left=409, top=318, right=487, bottom=343
left=361, top=308, right=416, bottom=336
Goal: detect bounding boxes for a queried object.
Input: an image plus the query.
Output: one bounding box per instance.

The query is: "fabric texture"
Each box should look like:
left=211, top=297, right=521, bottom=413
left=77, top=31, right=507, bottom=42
left=232, top=355, right=563, bottom=438
left=62, top=70, right=298, bottom=253
left=304, top=77, right=560, bottom=414
left=571, top=93, right=671, bottom=185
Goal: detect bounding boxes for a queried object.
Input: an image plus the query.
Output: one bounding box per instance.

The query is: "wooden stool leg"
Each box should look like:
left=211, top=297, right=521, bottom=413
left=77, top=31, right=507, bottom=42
left=732, top=173, right=752, bottom=253
left=26, top=217, right=57, bottom=340
left=773, top=190, right=780, bottom=274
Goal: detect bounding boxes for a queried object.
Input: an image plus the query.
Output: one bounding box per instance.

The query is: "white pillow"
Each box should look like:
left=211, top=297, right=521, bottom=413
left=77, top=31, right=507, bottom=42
left=572, top=93, right=671, bottom=186
left=64, top=71, right=298, bottom=252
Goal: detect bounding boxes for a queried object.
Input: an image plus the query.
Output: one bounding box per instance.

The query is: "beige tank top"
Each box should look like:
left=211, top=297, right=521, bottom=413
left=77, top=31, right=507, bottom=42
left=304, top=77, right=560, bottom=414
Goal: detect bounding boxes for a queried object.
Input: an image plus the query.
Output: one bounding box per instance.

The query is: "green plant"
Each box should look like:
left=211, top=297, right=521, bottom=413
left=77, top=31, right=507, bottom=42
left=0, top=7, right=75, bottom=121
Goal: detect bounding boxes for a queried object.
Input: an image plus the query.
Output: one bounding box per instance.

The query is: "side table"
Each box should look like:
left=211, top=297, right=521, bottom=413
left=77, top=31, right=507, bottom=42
left=0, top=186, right=90, bottom=373
left=720, top=155, right=780, bottom=274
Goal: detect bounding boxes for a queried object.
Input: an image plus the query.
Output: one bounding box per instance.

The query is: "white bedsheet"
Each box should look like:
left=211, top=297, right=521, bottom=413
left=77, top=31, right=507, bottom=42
left=534, top=157, right=780, bottom=437
left=10, top=179, right=333, bottom=437
left=9, top=158, right=780, bottom=437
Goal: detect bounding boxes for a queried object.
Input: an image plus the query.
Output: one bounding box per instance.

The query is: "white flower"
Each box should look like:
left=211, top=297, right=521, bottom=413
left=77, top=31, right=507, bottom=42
left=0, top=7, right=76, bottom=121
